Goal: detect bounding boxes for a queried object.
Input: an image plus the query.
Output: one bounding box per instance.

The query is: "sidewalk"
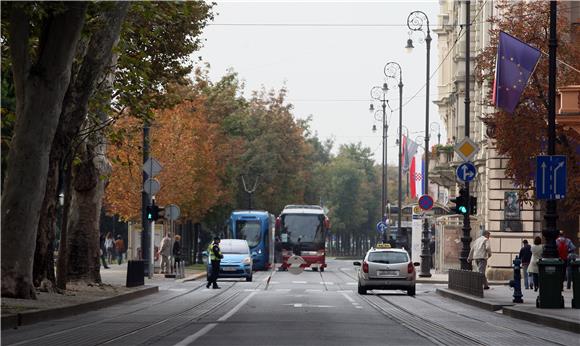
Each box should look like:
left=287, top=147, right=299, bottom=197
left=1, top=262, right=206, bottom=329
left=417, top=272, right=580, bottom=334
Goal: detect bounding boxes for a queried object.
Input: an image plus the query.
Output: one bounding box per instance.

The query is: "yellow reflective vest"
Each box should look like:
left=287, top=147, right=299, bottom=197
left=208, top=243, right=222, bottom=262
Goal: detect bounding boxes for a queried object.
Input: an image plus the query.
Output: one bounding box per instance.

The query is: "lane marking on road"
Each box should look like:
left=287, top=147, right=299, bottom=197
left=173, top=292, right=257, bottom=346
left=269, top=281, right=280, bottom=284
left=341, top=292, right=355, bottom=303
left=275, top=288, right=291, bottom=292
left=292, top=281, right=307, bottom=284
left=305, top=289, right=323, bottom=292
left=244, top=289, right=261, bottom=292
left=346, top=282, right=357, bottom=285
left=337, top=290, right=354, bottom=293
left=320, top=281, right=334, bottom=285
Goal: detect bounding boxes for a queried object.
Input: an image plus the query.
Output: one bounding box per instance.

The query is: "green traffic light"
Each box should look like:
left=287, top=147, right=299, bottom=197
left=459, top=206, right=468, bottom=214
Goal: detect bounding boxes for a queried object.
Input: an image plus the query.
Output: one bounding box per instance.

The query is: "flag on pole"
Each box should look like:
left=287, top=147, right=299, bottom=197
left=492, top=31, right=541, bottom=113
left=403, top=136, right=419, bottom=173
left=409, top=155, right=424, bottom=199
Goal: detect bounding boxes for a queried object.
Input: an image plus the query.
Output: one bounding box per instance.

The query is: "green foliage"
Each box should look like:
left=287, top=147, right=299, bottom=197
left=115, top=1, right=214, bottom=119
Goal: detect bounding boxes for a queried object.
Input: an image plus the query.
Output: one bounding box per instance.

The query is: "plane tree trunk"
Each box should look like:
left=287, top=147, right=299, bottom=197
left=1, top=3, right=87, bottom=299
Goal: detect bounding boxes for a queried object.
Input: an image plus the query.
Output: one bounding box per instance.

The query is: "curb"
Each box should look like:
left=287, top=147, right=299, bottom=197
left=181, top=272, right=206, bottom=283
left=436, top=288, right=510, bottom=311
left=502, top=306, right=580, bottom=334
left=1, top=285, right=159, bottom=330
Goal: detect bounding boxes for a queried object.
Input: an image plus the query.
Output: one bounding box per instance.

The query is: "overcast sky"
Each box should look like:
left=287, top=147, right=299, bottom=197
left=196, top=1, right=445, bottom=165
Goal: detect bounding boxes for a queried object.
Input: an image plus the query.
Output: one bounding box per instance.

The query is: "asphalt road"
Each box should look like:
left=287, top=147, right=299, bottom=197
left=2, top=259, right=577, bottom=346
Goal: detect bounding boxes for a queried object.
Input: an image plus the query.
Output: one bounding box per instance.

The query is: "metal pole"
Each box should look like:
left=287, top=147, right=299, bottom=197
left=460, top=0, right=473, bottom=270
left=419, top=17, right=433, bottom=277
left=542, top=0, right=558, bottom=259
left=397, top=78, right=403, bottom=249
left=382, top=100, right=387, bottom=243
left=141, top=123, right=151, bottom=277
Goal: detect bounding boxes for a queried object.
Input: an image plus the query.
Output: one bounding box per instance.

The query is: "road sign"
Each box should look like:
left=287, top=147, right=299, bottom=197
left=143, top=158, right=163, bottom=177
left=456, top=162, right=477, bottom=182
left=164, top=204, right=181, bottom=221
left=287, top=255, right=306, bottom=275
left=418, top=194, right=434, bottom=211
left=143, top=178, right=160, bottom=195
left=376, top=221, right=388, bottom=234
left=454, top=137, right=479, bottom=161
left=536, top=155, right=567, bottom=200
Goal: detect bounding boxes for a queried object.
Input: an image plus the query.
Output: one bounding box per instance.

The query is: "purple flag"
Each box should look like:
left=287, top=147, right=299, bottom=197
left=492, top=31, right=541, bottom=113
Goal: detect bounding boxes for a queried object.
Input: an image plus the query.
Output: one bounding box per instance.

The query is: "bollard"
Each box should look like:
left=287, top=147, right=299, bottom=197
left=572, top=259, right=580, bottom=309
left=508, top=255, right=523, bottom=303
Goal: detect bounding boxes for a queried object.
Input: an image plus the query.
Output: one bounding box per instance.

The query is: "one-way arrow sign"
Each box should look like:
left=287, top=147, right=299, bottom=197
left=535, top=155, right=566, bottom=200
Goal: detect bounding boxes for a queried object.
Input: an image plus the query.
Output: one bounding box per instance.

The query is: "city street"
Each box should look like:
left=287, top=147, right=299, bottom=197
left=2, top=259, right=576, bottom=346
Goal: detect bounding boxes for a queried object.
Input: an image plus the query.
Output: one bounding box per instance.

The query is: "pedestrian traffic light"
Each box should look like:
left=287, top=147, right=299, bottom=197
left=146, top=201, right=165, bottom=221
left=470, top=196, right=477, bottom=215
left=450, top=188, right=468, bottom=215
left=146, top=204, right=159, bottom=221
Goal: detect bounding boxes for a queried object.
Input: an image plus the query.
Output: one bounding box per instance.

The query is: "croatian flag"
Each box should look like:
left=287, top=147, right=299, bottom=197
left=409, top=155, right=424, bottom=199
left=492, top=31, right=541, bottom=113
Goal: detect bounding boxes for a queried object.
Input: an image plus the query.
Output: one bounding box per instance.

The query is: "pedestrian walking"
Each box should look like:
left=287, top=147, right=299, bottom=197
left=114, top=235, right=125, bottom=265
left=528, top=236, right=543, bottom=292
left=429, top=236, right=436, bottom=270
left=158, top=233, right=172, bottom=274
left=105, top=232, right=114, bottom=263
left=173, top=234, right=182, bottom=274
left=467, top=230, right=492, bottom=290
left=518, top=239, right=532, bottom=289
left=556, top=230, right=576, bottom=287
left=99, top=233, right=110, bottom=269
left=206, top=237, right=223, bottom=289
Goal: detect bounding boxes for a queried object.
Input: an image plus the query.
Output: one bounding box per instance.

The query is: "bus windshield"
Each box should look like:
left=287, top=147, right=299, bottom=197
left=281, top=214, right=324, bottom=245
left=235, top=220, right=261, bottom=248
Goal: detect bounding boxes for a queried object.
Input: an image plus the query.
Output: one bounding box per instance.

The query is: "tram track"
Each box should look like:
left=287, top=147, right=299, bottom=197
left=6, top=273, right=268, bottom=346
left=335, top=264, right=568, bottom=346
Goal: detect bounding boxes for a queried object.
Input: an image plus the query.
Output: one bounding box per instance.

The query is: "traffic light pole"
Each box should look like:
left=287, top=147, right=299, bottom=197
left=142, top=123, right=152, bottom=278
left=459, top=0, right=472, bottom=271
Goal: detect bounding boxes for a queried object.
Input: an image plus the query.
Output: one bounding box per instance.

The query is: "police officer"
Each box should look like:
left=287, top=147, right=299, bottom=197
left=206, top=237, right=223, bottom=289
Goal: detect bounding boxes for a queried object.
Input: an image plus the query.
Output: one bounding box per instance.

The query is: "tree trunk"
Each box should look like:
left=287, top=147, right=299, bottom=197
left=34, top=1, right=129, bottom=288
left=1, top=3, right=87, bottom=299
left=67, top=137, right=111, bottom=282
left=33, top=157, right=59, bottom=287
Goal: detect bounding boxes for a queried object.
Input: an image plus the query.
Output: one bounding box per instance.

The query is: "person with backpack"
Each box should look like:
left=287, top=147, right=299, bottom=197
left=556, top=230, right=576, bottom=288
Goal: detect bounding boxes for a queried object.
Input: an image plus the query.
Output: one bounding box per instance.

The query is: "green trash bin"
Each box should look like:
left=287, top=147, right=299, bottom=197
left=572, top=259, right=580, bottom=309
left=536, top=258, right=565, bottom=309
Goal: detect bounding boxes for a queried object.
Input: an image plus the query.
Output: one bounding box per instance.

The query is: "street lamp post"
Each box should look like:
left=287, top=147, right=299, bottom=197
left=407, top=10, right=432, bottom=277
left=384, top=62, right=403, bottom=249
left=370, top=85, right=389, bottom=242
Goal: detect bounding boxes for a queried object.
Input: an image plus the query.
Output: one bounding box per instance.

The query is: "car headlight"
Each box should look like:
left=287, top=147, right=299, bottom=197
left=243, top=257, right=252, bottom=265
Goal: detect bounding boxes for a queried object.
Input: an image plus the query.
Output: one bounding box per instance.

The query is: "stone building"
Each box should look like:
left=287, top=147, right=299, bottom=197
left=432, top=0, right=580, bottom=279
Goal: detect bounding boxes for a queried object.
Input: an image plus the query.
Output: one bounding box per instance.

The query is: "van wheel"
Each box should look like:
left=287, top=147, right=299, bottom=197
left=246, top=276, right=253, bottom=282
left=312, top=267, right=318, bottom=272
left=358, top=283, right=367, bottom=295
left=407, top=286, right=416, bottom=296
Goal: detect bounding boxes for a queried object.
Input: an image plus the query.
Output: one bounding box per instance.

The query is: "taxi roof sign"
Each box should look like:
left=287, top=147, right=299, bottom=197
left=375, top=243, right=391, bottom=249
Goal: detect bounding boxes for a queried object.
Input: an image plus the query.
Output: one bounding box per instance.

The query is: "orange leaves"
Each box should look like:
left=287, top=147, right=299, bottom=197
left=105, top=98, right=227, bottom=221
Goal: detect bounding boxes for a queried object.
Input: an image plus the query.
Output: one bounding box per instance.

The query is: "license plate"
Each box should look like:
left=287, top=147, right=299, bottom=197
left=377, top=270, right=399, bottom=276
left=222, top=267, right=236, bottom=272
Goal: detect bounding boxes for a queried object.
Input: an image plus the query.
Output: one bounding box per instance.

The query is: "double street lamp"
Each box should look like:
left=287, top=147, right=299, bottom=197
left=406, top=10, right=433, bottom=277
left=383, top=62, right=403, bottom=248
left=369, top=84, right=389, bottom=243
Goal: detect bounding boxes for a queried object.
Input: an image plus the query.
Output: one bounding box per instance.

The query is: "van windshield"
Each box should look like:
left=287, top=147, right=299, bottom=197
left=221, top=242, right=250, bottom=254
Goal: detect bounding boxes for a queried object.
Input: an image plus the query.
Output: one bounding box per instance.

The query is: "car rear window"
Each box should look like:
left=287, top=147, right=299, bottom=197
left=368, top=251, right=408, bottom=264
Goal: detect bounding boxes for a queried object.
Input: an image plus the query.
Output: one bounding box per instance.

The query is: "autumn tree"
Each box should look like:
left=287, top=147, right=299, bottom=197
left=474, top=0, right=580, bottom=222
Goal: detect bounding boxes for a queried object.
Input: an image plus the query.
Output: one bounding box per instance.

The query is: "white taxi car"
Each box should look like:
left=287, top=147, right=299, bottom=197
left=353, top=243, right=420, bottom=296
